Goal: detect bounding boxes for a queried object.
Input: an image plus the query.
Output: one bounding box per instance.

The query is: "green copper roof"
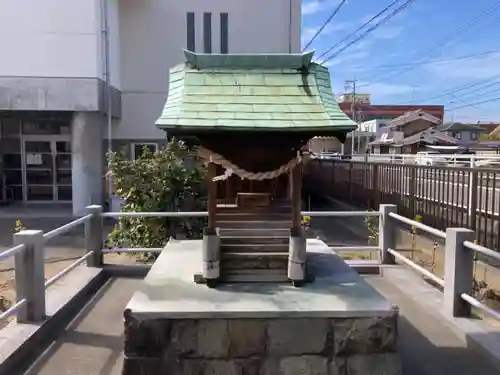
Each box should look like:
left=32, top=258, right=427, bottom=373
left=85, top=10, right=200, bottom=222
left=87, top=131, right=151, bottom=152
left=155, top=50, right=357, bottom=133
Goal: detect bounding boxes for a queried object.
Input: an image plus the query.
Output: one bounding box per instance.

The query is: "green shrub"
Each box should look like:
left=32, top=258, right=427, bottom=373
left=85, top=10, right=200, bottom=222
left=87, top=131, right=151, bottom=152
left=106, top=138, right=207, bottom=262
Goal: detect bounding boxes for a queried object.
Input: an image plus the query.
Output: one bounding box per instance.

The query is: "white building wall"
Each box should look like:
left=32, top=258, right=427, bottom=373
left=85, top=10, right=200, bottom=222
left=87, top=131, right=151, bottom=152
left=0, top=0, right=101, bottom=78
left=72, top=113, right=105, bottom=215
left=359, top=119, right=390, bottom=133
left=112, top=0, right=302, bottom=140
left=106, top=0, right=122, bottom=88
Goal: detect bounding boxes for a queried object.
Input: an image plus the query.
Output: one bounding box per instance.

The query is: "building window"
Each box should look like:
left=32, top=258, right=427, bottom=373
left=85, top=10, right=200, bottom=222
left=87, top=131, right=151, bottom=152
left=203, top=13, right=212, bottom=53
left=186, top=12, right=196, bottom=52
left=131, top=143, right=158, bottom=160
left=220, top=13, right=228, bottom=54
left=452, top=132, right=461, bottom=140
left=471, top=132, right=478, bottom=140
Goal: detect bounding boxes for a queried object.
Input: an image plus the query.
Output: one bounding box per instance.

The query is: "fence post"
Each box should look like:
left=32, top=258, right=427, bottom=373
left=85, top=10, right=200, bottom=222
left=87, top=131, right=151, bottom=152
left=468, top=168, right=478, bottom=231
left=408, top=166, right=416, bottom=217
left=372, top=163, right=379, bottom=208
left=379, top=204, right=397, bottom=264
left=13, top=230, right=45, bottom=322
left=443, top=228, right=475, bottom=318
left=85, top=205, right=104, bottom=267
left=348, top=162, right=353, bottom=201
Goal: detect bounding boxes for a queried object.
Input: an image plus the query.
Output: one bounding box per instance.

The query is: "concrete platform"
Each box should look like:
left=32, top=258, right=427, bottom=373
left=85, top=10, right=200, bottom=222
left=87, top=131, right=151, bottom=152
left=126, top=239, right=395, bottom=319
left=123, top=239, right=401, bottom=375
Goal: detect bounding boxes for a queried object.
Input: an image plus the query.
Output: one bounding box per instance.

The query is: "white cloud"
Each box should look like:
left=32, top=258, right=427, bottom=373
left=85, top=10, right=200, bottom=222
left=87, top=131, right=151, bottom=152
left=302, top=0, right=349, bottom=16
left=328, top=21, right=353, bottom=33
left=302, top=27, right=319, bottom=45
left=323, top=50, right=370, bottom=68
left=371, top=26, right=403, bottom=40
left=301, top=22, right=353, bottom=48
left=302, top=0, right=329, bottom=16
left=358, top=82, right=414, bottom=98
left=350, top=12, right=405, bottom=40
left=425, top=53, right=500, bottom=80
left=450, top=106, right=500, bottom=122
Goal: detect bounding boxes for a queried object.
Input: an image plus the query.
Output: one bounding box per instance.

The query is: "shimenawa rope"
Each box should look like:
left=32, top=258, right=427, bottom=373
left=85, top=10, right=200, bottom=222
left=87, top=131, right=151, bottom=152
left=198, top=146, right=309, bottom=181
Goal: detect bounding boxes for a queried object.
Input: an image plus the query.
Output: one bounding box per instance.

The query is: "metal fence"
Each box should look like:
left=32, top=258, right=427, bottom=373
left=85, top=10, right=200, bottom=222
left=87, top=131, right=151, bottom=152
left=315, top=153, right=500, bottom=167
left=0, top=204, right=498, bottom=326
left=306, top=159, right=500, bottom=251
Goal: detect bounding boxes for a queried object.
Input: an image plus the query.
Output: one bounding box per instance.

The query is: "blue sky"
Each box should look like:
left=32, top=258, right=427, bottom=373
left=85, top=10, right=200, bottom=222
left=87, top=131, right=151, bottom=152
left=302, top=0, right=500, bottom=122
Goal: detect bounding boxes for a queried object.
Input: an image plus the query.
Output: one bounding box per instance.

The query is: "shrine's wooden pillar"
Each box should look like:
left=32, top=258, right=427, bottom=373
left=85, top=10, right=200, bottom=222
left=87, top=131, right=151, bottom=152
left=207, top=163, right=217, bottom=230
left=202, top=162, right=220, bottom=287
left=288, top=163, right=306, bottom=287
left=291, top=164, right=302, bottom=230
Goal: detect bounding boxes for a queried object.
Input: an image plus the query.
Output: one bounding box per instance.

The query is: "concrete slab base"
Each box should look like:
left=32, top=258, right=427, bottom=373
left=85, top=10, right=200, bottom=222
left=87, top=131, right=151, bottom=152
left=123, top=240, right=402, bottom=375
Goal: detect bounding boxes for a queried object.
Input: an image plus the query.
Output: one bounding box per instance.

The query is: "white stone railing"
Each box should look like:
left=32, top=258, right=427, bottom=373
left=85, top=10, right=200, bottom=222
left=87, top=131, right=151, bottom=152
left=0, top=204, right=498, bottom=325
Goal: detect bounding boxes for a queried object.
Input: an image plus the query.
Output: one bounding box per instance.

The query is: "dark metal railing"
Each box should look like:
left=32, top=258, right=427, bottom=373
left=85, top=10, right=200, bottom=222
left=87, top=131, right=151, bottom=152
left=306, top=159, right=500, bottom=251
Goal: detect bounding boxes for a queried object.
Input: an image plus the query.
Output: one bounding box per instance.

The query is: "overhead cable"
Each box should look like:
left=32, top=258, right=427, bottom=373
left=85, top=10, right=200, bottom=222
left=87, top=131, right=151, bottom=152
left=321, top=0, right=416, bottom=64
left=302, top=0, right=348, bottom=51
left=315, top=0, right=402, bottom=62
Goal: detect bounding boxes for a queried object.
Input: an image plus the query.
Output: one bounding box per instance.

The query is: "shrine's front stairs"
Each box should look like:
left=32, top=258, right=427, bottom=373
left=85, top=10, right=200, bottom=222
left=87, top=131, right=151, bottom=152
left=216, top=201, right=292, bottom=282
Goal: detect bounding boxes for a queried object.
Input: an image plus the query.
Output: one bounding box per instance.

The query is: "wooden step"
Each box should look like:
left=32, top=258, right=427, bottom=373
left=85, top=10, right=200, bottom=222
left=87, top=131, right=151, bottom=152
left=218, top=228, right=290, bottom=237
left=218, top=221, right=291, bottom=229
left=216, top=205, right=291, bottom=214
left=220, top=243, right=289, bottom=253
left=221, top=252, right=288, bottom=270
left=216, top=213, right=291, bottom=222
left=220, top=236, right=289, bottom=245
left=220, top=269, right=288, bottom=283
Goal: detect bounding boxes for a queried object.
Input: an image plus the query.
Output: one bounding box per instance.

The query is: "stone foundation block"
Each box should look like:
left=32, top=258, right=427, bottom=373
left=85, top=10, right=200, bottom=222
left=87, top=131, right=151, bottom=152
left=279, top=356, right=329, bottom=375
left=228, top=319, right=266, bottom=357
left=345, top=353, right=402, bottom=375
left=333, top=316, right=398, bottom=355
left=123, top=315, right=401, bottom=375
left=197, top=320, right=229, bottom=357
left=267, top=318, right=329, bottom=355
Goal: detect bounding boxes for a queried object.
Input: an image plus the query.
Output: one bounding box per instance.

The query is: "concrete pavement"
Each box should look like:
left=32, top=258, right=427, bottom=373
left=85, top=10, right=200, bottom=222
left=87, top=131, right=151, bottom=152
left=12, top=274, right=500, bottom=375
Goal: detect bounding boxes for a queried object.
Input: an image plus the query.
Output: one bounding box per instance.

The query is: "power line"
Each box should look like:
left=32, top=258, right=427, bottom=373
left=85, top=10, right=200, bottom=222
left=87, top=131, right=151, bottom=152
left=302, top=0, right=348, bottom=52
left=447, top=94, right=500, bottom=111
left=353, top=50, right=500, bottom=69
left=397, top=75, right=500, bottom=104
left=456, top=81, right=500, bottom=101
left=321, top=0, right=416, bottom=64
left=315, top=0, right=402, bottom=62
left=344, top=79, right=358, bottom=154
left=359, top=1, right=500, bottom=87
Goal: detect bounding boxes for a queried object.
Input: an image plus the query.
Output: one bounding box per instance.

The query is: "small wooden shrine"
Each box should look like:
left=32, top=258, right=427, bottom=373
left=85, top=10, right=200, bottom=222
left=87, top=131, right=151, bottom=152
left=156, top=50, right=357, bottom=287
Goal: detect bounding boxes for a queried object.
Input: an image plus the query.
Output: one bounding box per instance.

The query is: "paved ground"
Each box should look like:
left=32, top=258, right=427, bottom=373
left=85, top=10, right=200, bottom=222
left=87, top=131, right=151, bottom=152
left=0, top=216, right=127, bottom=328
left=2, top=206, right=499, bottom=374
left=367, top=276, right=500, bottom=375
left=15, top=277, right=135, bottom=375
left=11, top=274, right=499, bottom=375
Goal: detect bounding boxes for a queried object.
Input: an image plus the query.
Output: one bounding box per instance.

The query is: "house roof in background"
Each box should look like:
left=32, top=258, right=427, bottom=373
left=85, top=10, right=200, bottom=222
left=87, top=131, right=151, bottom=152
left=486, top=124, right=500, bottom=136
left=394, top=128, right=458, bottom=146
left=155, top=50, right=357, bottom=135
left=438, top=122, right=487, bottom=132
left=478, top=123, right=499, bottom=133
left=338, top=103, right=445, bottom=119
left=368, top=129, right=404, bottom=146
left=388, top=110, right=442, bottom=128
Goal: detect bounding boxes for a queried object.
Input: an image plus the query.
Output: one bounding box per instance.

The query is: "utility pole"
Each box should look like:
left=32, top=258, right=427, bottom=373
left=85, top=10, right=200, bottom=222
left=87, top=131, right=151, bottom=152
left=449, top=100, right=456, bottom=123
left=345, top=79, right=357, bottom=154
left=411, top=85, right=419, bottom=102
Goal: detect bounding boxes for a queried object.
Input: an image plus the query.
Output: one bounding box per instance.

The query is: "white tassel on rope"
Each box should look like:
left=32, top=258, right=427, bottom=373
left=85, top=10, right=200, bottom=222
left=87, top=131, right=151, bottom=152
left=213, top=168, right=233, bottom=181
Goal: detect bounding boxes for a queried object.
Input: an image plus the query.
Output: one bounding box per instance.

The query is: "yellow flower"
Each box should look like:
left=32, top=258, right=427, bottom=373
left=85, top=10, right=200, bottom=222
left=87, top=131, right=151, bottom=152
left=301, top=216, right=311, bottom=226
